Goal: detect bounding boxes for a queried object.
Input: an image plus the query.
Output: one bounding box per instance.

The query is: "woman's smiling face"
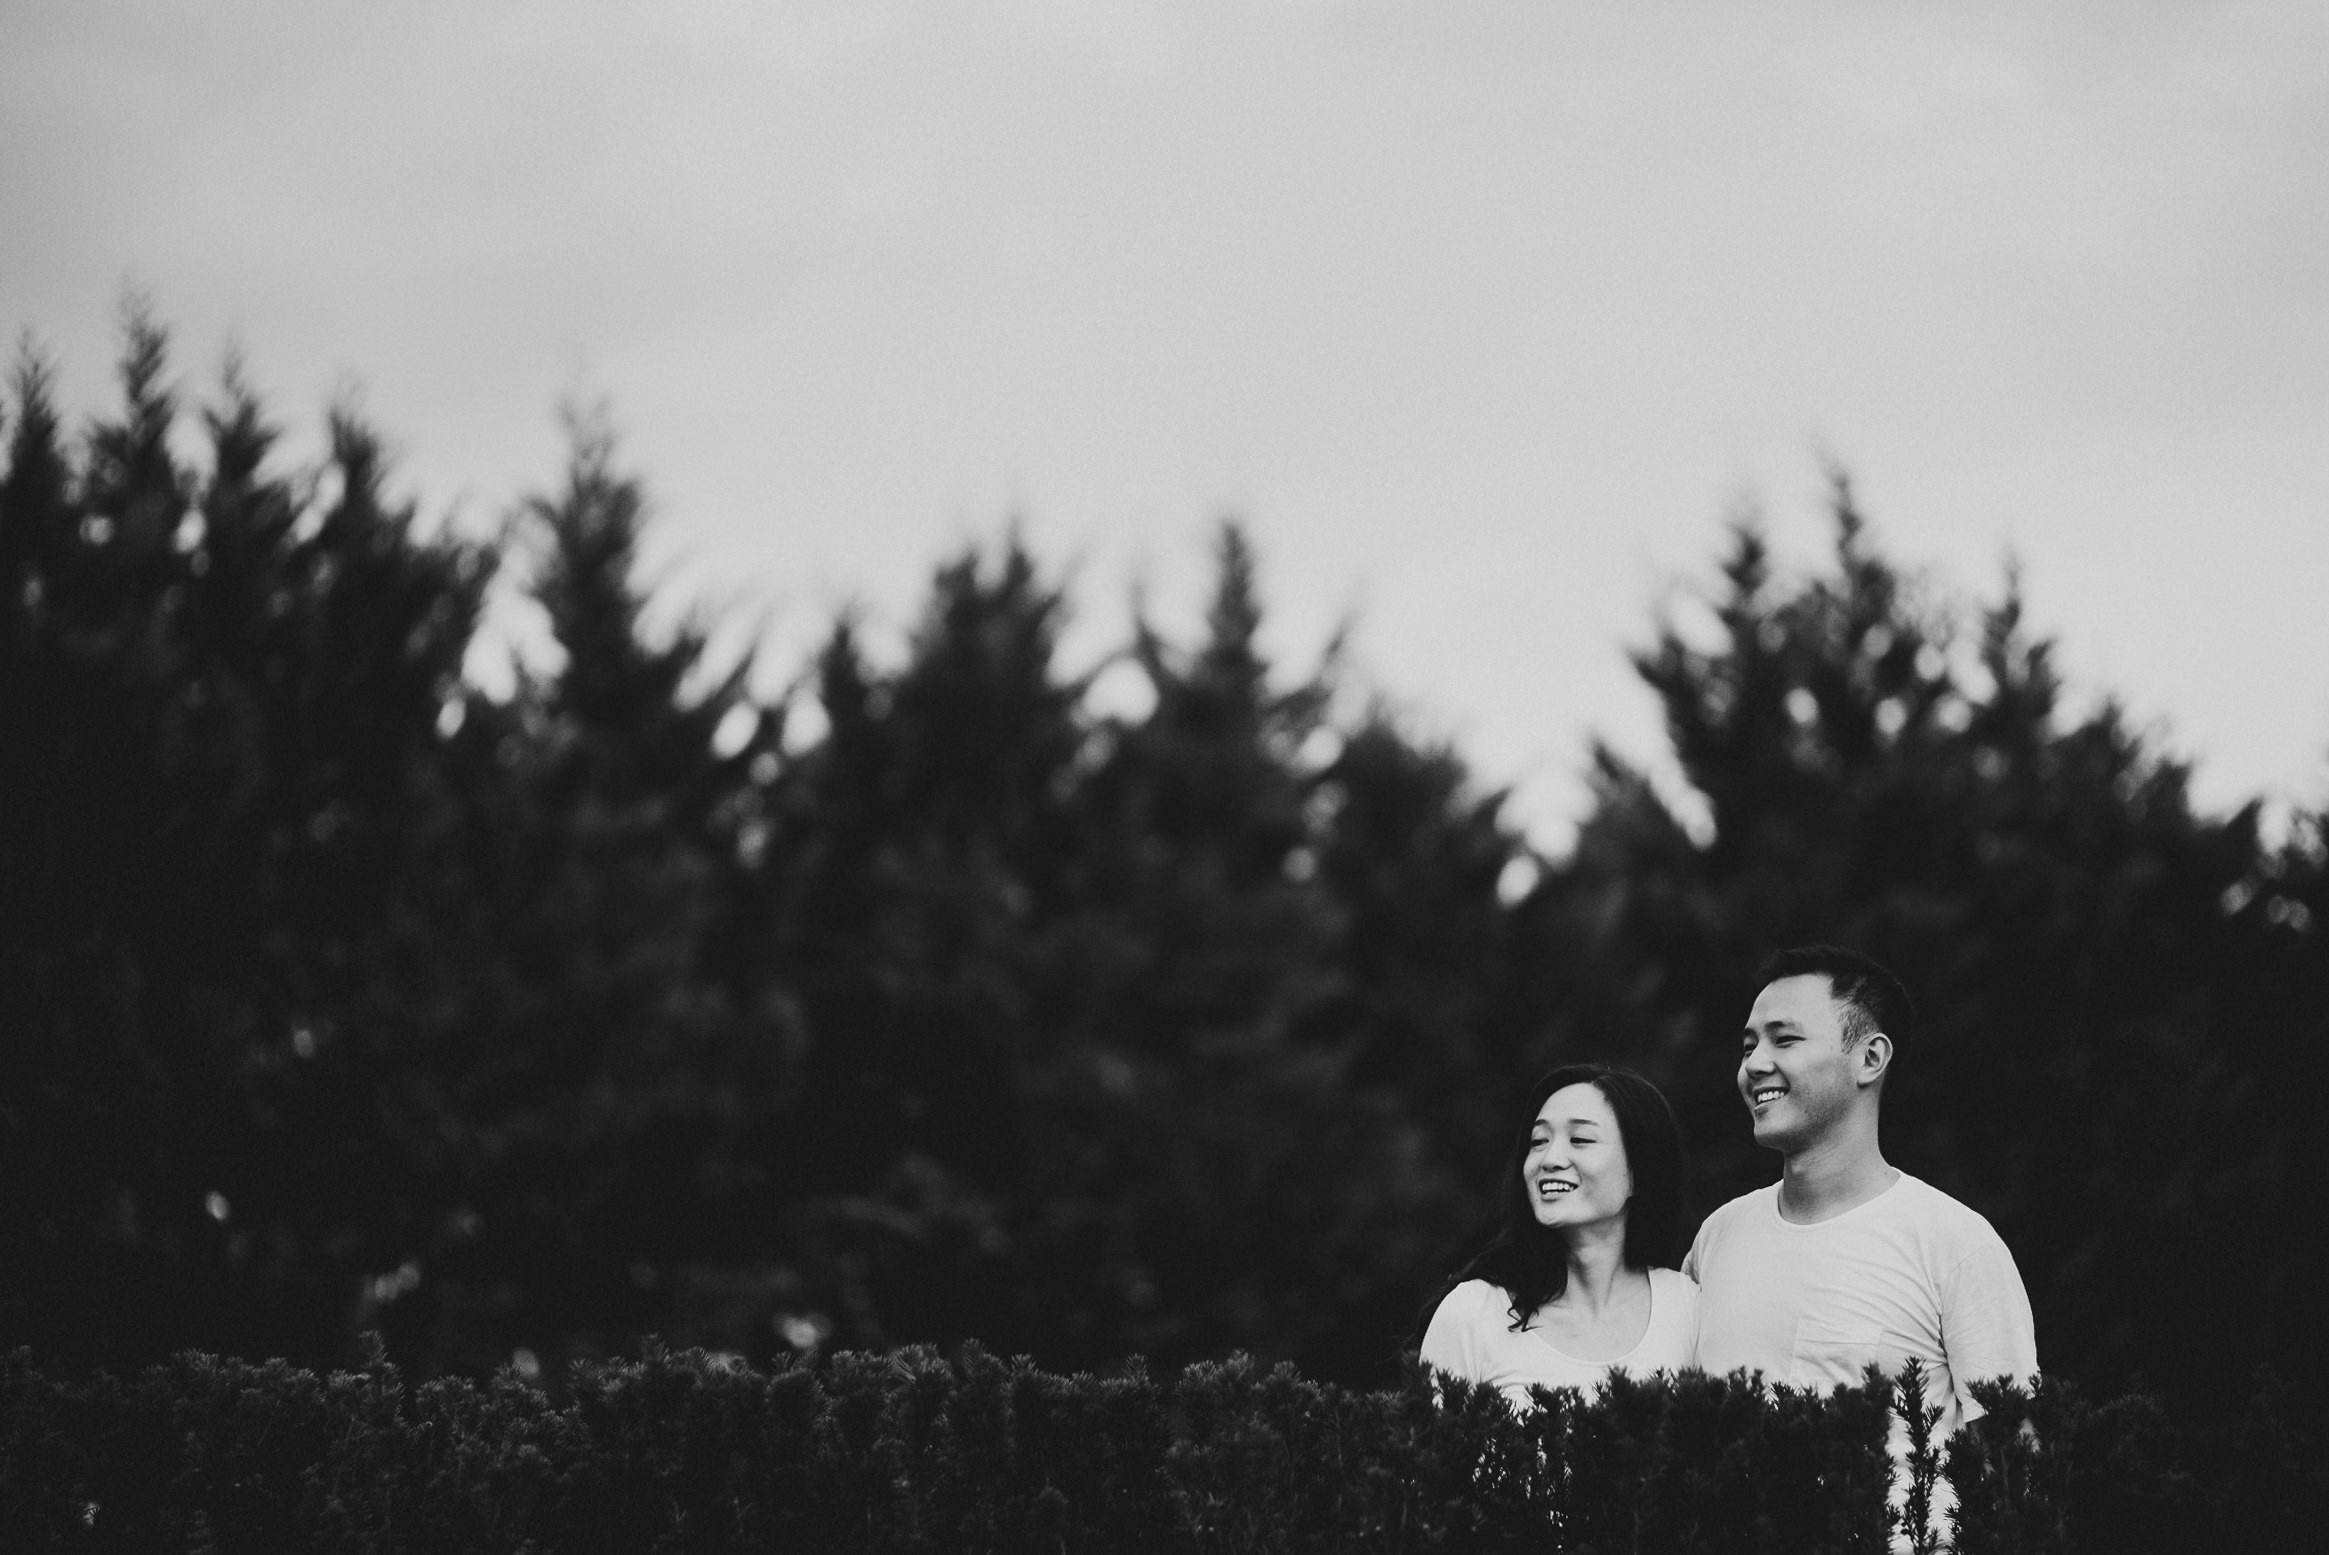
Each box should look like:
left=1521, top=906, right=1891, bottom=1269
left=1524, top=1082, right=1634, bottom=1233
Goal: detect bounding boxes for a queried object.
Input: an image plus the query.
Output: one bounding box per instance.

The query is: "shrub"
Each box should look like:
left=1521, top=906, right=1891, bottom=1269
left=0, top=1345, right=2309, bottom=1551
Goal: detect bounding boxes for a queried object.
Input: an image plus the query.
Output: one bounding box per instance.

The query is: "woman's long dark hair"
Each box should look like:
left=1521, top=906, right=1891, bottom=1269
left=1421, top=1063, right=1688, bottom=1336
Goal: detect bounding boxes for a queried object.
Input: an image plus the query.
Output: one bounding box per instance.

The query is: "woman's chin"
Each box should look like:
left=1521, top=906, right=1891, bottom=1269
left=1532, top=1202, right=1621, bottom=1234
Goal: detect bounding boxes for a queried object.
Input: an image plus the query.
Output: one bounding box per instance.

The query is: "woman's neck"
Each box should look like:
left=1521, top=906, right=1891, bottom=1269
left=1558, top=1221, right=1641, bottom=1314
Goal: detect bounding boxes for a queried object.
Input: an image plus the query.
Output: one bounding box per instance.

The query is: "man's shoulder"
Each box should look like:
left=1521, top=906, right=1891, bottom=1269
left=1689, top=1182, right=1779, bottom=1254
left=1887, top=1172, right=2013, bottom=1249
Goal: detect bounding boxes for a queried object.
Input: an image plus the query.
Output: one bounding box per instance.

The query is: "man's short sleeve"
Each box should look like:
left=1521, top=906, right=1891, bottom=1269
left=1939, top=1233, right=2038, bottom=1411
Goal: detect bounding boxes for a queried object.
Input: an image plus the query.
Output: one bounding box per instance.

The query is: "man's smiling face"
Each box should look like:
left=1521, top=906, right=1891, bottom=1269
left=1738, top=973, right=1864, bottom=1151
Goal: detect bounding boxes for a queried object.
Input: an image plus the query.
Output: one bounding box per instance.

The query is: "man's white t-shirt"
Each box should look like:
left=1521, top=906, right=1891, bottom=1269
left=1420, top=1266, right=1700, bottom=1411
left=1684, top=1171, right=2036, bottom=1436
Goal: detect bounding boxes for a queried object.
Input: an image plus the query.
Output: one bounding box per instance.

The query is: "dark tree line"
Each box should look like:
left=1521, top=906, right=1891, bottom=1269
left=2, top=314, right=2323, bottom=1416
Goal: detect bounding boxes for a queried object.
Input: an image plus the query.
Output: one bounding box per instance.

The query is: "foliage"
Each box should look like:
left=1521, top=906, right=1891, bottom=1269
left=0, top=311, right=493, bottom=1367
left=7, top=1345, right=2308, bottom=1553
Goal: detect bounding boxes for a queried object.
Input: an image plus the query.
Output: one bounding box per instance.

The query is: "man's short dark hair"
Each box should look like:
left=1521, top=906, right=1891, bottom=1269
left=1755, top=944, right=1915, bottom=1061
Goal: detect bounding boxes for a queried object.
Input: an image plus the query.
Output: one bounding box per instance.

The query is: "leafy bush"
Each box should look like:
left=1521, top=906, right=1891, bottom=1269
left=2, top=1344, right=2311, bottom=1552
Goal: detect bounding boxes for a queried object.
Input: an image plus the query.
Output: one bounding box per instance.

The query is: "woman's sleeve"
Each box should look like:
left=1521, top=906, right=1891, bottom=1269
left=1676, top=1269, right=1703, bottom=1369
left=1419, top=1282, right=1481, bottom=1382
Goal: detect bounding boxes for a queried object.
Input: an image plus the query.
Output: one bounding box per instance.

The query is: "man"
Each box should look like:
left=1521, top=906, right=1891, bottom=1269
left=1687, top=944, right=2036, bottom=1446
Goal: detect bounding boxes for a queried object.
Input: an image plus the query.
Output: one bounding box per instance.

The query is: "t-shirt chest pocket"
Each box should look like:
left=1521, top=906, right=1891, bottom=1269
left=1787, top=1318, right=1885, bottom=1390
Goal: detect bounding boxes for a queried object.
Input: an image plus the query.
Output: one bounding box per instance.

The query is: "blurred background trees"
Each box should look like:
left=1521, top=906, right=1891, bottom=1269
left=2, top=316, right=2322, bottom=1418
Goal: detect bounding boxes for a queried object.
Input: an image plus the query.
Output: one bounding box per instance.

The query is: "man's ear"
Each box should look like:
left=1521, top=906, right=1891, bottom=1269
left=1857, top=1032, right=1893, bottom=1089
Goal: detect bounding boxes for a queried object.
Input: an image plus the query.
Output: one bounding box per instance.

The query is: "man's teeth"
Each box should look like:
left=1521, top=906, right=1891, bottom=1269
left=1753, top=1088, right=1786, bottom=1103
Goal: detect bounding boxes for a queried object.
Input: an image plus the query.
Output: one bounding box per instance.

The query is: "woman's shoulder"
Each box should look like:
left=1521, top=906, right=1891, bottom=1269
left=1420, top=1278, right=1514, bottom=1372
left=1434, top=1278, right=1507, bottom=1320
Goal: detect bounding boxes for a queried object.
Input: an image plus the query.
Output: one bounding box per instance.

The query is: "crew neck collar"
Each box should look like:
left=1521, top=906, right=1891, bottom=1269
left=1771, top=1167, right=1907, bottom=1228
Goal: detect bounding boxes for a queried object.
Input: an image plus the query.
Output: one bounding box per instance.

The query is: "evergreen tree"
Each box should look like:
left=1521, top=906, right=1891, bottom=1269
left=0, top=313, right=494, bottom=1366
left=762, top=538, right=1089, bottom=1354
left=1026, top=524, right=1442, bottom=1377
left=376, top=408, right=789, bottom=1374
left=1311, top=715, right=1528, bottom=1158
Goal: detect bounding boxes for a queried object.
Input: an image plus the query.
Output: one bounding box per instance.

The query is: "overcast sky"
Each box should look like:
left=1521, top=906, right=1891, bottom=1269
left=5, top=0, right=2324, bottom=847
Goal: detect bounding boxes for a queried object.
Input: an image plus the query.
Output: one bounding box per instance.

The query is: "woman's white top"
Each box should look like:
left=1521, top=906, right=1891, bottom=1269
left=1420, top=1268, right=1700, bottom=1410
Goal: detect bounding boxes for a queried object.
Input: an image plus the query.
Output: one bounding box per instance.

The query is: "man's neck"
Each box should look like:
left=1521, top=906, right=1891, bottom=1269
left=1777, top=1120, right=1897, bottom=1224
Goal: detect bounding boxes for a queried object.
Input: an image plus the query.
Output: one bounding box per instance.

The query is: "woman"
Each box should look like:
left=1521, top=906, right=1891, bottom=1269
left=1419, top=1063, right=1695, bottom=1409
